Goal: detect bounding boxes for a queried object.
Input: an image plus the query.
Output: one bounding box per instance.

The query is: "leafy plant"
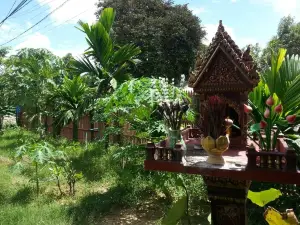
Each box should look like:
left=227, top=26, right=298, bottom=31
left=161, top=175, right=191, bottom=225
left=247, top=188, right=299, bottom=225
left=14, top=142, right=56, bottom=196
left=49, top=144, right=83, bottom=196
left=72, top=7, right=141, bottom=95
left=48, top=75, right=94, bottom=141
left=96, top=77, right=191, bottom=143
left=248, top=188, right=282, bottom=207
left=247, top=48, right=300, bottom=151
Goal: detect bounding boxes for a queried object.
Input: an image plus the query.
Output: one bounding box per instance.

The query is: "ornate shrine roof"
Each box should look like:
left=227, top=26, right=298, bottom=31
left=188, top=20, right=259, bottom=91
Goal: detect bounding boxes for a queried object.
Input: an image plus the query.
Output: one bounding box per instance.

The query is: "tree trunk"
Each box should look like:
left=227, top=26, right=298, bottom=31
left=0, top=116, right=3, bottom=131
left=104, top=122, right=109, bottom=149
left=89, top=111, right=94, bottom=141
left=53, top=122, right=62, bottom=138
left=112, top=120, right=121, bottom=144
left=56, top=175, right=63, bottom=196
left=73, top=120, right=79, bottom=141
left=35, top=162, right=39, bottom=197
left=44, top=115, right=48, bottom=135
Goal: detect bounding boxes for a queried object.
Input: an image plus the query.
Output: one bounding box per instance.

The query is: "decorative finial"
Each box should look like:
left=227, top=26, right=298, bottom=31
left=218, top=20, right=224, bottom=32
left=242, top=44, right=253, bottom=61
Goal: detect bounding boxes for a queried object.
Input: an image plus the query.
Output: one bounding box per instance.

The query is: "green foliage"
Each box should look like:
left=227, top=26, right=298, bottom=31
left=14, top=142, right=58, bottom=196
left=72, top=7, right=141, bottom=95
left=161, top=195, right=187, bottom=225
left=49, top=75, right=94, bottom=141
left=96, top=0, right=206, bottom=82
left=262, top=16, right=300, bottom=65
left=96, top=77, right=191, bottom=140
left=2, top=48, right=66, bottom=131
left=248, top=48, right=300, bottom=150
left=248, top=188, right=282, bottom=207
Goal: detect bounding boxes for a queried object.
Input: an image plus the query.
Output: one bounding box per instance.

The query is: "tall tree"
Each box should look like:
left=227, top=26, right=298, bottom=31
left=262, top=16, right=300, bottom=68
left=72, top=7, right=141, bottom=96
left=3, top=48, right=65, bottom=131
left=96, top=0, right=206, bottom=82
left=72, top=7, right=141, bottom=142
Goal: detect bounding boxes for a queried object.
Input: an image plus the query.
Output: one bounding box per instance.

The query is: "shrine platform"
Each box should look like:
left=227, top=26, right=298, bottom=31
left=145, top=142, right=300, bottom=185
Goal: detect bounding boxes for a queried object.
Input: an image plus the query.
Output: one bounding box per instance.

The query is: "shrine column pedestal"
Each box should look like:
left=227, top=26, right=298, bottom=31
left=203, top=176, right=251, bottom=225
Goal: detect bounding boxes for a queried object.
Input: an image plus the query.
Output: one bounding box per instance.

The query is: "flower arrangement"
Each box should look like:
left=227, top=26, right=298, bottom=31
left=157, top=100, right=189, bottom=131
left=157, top=100, right=190, bottom=148
left=205, top=95, right=232, bottom=139
left=244, top=95, right=297, bottom=151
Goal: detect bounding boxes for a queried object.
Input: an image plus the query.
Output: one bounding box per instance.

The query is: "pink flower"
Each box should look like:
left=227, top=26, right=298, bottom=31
left=274, top=104, right=282, bottom=114
left=244, top=104, right=252, bottom=114
left=266, top=96, right=274, bottom=106
left=286, top=115, right=297, bottom=124
left=260, top=120, right=267, bottom=129
left=264, top=108, right=270, bottom=118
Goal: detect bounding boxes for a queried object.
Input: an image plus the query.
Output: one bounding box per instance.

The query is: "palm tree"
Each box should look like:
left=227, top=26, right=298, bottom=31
left=49, top=76, right=93, bottom=141
left=71, top=7, right=141, bottom=142
left=71, top=7, right=141, bottom=95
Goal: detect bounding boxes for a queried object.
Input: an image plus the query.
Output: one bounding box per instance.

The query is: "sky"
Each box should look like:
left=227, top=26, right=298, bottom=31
left=0, top=0, right=299, bottom=57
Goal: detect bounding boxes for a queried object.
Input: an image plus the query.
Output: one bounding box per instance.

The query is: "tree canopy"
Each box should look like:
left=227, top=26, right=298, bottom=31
left=262, top=16, right=300, bottom=68
left=96, top=0, right=206, bottom=82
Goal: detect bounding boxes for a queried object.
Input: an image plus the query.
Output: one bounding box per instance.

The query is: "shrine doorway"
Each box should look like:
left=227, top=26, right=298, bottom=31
left=226, top=105, right=241, bottom=137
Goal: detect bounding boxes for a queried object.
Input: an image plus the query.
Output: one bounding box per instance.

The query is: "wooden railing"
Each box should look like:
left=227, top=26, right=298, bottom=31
left=146, top=127, right=203, bottom=163
left=246, top=138, right=298, bottom=172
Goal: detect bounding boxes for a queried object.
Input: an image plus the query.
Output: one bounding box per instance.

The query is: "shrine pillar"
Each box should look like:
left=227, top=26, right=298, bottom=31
left=203, top=176, right=251, bottom=225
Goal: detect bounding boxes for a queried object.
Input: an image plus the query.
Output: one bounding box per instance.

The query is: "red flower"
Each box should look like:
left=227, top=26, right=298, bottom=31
left=266, top=96, right=274, bottom=106
left=274, top=104, right=282, bottom=114
left=208, top=95, right=222, bottom=105
left=264, top=108, right=270, bottom=118
left=260, top=120, right=267, bottom=129
left=244, top=104, right=252, bottom=114
left=286, top=115, right=297, bottom=124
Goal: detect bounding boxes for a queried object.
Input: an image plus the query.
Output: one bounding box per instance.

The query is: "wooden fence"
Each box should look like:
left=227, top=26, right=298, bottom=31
left=19, top=90, right=194, bottom=144
left=20, top=112, right=147, bottom=144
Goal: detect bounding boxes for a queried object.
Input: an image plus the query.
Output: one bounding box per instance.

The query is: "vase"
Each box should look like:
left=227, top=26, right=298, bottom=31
left=168, top=129, right=181, bottom=149
left=201, top=135, right=230, bottom=165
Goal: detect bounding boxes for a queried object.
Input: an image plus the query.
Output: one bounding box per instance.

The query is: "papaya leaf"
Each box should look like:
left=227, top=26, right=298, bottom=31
left=161, top=195, right=187, bottom=225
left=247, top=188, right=282, bottom=207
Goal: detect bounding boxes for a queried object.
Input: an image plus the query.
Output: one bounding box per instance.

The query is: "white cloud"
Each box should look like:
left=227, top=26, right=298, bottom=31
left=189, top=6, right=205, bottom=15
left=0, top=22, right=34, bottom=45
left=12, top=32, right=86, bottom=57
left=37, top=0, right=99, bottom=24
left=14, top=33, right=51, bottom=50
left=251, top=0, right=300, bottom=19
left=231, top=0, right=237, bottom=3
left=203, top=23, right=261, bottom=48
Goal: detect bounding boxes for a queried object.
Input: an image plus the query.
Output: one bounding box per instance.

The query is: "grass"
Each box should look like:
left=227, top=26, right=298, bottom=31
left=2, top=127, right=299, bottom=225
left=0, top=127, right=209, bottom=225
